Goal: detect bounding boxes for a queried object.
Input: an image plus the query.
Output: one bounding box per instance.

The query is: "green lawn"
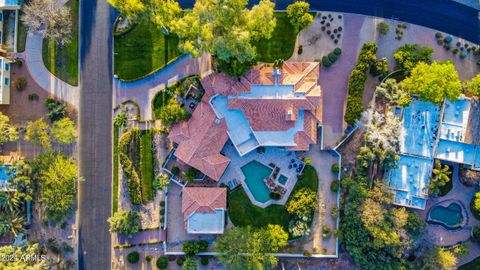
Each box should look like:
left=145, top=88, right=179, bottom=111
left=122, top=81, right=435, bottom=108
left=459, top=257, right=480, bottom=270
left=254, top=12, right=299, bottom=63
left=16, top=11, right=27, bottom=52
left=42, top=0, right=79, bottom=86
left=140, top=130, right=154, bottom=201
left=152, top=90, right=173, bottom=119
left=114, top=21, right=182, bottom=81
left=113, top=125, right=119, bottom=213
left=227, top=164, right=319, bottom=232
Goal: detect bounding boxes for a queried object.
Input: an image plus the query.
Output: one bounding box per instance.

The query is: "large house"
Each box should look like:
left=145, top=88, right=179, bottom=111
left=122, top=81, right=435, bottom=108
left=0, top=0, right=18, bottom=105
left=386, top=97, right=480, bottom=209
left=168, top=62, right=323, bottom=181
left=181, top=187, right=226, bottom=234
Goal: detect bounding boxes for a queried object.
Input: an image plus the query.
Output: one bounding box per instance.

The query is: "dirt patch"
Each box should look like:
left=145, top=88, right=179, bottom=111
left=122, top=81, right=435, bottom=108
left=336, top=128, right=364, bottom=171
left=0, top=62, right=77, bottom=126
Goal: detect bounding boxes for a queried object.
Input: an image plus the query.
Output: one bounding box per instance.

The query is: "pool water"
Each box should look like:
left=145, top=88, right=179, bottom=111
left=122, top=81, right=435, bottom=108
left=241, top=161, right=272, bottom=203
left=278, top=175, right=288, bottom=185
left=429, top=202, right=464, bottom=229
left=0, top=165, right=13, bottom=186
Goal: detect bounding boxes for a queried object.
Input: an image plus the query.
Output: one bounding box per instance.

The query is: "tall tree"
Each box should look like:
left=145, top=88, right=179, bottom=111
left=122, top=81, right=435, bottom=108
left=393, top=44, right=433, bottom=75
left=171, top=0, right=276, bottom=77
left=25, top=118, right=51, bottom=149
left=402, top=61, right=462, bottom=103
left=465, top=73, right=480, bottom=97
left=0, top=112, right=18, bottom=146
left=21, top=0, right=72, bottom=45
left=286, top=1, right=314, bottom=32
left=107, top=210, right=141, bottom=238
left=40, top=155, right=79, bottom=221
left=51, top=117, right=77, bottom=144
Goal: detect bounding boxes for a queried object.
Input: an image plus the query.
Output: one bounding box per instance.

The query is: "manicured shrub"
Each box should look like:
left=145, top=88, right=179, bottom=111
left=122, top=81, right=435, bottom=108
left=182, top=241, right=208, bottom=256
left=377, top=22, right=389, bottom=35
left=330, top=180, right=340, bottom=192
left=156, top=256, right=169, bottom=269
left=160, top=201, right=165, bottom=207
left=327, top=52, right=337, bottom=63
left=127, top=251, right=140, bottom=264
left=176, top=257, right=185, bottom=266
left=269, top=192, right=281, bottom=200
left=473, top=226, right=480, bottom=240
left=322, top=226, right=331, bottom=238
left=146, top=255, right=152, bottom=262
left=298, top=45, right=303, bottom=55
left=444, top=36, right=453, bottom=44
left=331, top=206, right=338, bottom=219
left=13, top=76, right=27, bottom=91
left=435, top=32, right=442, bottom=38
left=303, top=250, right=312, bottom=257
left=331, top=163, right=339, bottom=174
left=322, top=56, right=332, bottom=67
left=171, top=166, right=180, bottom=176
left=471, top=192, right=480, bottom=220
left=460, top=51, right=467, bottom=59
left=200, top=256, right=209, bottom=266
left=453, top=48, right=459, bottom=54
left=333, top=47, right=342, bottom=55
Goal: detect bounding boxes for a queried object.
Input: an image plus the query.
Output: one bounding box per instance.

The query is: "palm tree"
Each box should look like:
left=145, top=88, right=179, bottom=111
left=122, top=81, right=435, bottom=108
left=8, top=212, right=26, bottom=236
left=0, top=192, right=19, bottom=213
left=431, top=160, right=451, bottom=186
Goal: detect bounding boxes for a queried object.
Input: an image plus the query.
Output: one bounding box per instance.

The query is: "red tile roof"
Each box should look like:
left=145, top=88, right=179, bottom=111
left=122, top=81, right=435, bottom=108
left=182, top=187, right=227, bottom=225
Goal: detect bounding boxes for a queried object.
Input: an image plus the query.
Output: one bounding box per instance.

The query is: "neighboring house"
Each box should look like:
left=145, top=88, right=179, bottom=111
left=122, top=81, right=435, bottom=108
left=168, top=62, right=323, bottom=181
left=0, top=0, right=21, bottom=52
left=0, top=56, right=11, bottom=104
left=181, top=187, right=227, bottom=234
left=386, top=97, right=480, bottom=209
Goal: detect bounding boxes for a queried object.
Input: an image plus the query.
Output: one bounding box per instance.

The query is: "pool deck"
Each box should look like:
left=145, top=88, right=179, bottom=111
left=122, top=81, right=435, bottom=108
left=220, top=143, right=302, bottom=208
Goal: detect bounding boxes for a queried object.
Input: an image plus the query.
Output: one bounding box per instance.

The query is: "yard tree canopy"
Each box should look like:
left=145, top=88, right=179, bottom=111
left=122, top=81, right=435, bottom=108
left=25, top=118, right=51, bottom=149
left=107, top=210, right=141, bottom=238
left=109, top=0, right=181, bottom=30
left=286, top=188, right=318, bottom=217
left=393, top=44, right=433, bottom=75
left=286, top=1, right=314, bottom=32
left=171, top=0, right=275, bottom=76
left=51, top=117, right=77, bottom=144
left=466, top=73, right=480, bottom=97
left=158, top=99, right=190, bottom=127
left=402, top=61, right=462, bottom=103
left=422, top=247, right=457, bottom=270
left=40, top=155, right=79, bottom=221
left=0, top=112, right=18, bottom=145
left=214, top=226, right=288, bottom=270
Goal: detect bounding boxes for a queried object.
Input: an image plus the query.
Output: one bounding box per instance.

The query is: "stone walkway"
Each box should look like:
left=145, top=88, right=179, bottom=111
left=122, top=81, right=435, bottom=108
left=114, top=53, right=212, bottom=121
left=24, top=31, right=80, bottom=109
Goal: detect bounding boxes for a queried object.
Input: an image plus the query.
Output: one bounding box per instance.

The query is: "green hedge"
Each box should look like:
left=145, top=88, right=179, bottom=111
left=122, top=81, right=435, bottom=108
left=344, top=42, right=378, bottom=125
left=119, top=129, right=143, bottom=205
left=113, top=126, right=119, bottom=213
left=139, top=130, right=155, bottom=201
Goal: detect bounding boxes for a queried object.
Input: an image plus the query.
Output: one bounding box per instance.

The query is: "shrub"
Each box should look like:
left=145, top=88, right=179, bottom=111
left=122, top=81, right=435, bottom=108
left=471, top=192, right=480, bottom=220
left=171, top=166, right=180, bottom=176
left=473, top=226, right=480, bottom=240
left=45, top=97, right=67, bottom=122
left=377, top=22, right=389, bottom=35
left=156, top=256, right=169, bottom=269
left=331, top=206, right=338, bottom=219
left=331, top=163, right=339, bottom=174
left=176, top=257, right=185, bottom=266
left=435, top=32, right=442, bottom=38
left=322, top=56, right=332, bottom=67
left=453, top=48, right=459, bottom=54
left=333, top=47, right=342, bottom=55
left=370, top=58, right=389, bottom=77
left=330, top=180, right=340, bottom=192
left=303, top=250, right=312, bottom=257
left=328, top=52, right=337, bottom=63
left=127, top=251, right=140, bottom=264
left=182, top=241, right=208, bottom=256
left=146, top=255, right=152, bottom=262
left=298, top=45, right=303, bottom=55
left=28, top=93, right=39, bottom=101
left=200, top=256, right=209, bottom=266
left=322, top=226, right=331, bottom=238
left=444, top=36, right=453, bottom=44
left=160, top=201, right=165, bottom=207
left=13, top=76, right=27, bottom=91
left=460, top=51, right=467, bottom=59
left=269, top=192, right=281, bottom=200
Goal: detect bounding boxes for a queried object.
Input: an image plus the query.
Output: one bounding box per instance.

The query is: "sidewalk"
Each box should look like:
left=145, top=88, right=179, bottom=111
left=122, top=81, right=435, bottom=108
left=114, top=53, right=212, bottom=121
left=24, top=31, right=80, bottom=109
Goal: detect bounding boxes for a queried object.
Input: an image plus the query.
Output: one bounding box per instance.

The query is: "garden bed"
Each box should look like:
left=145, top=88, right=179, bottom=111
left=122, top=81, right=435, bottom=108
left=42, top=0, right=79, bottom=86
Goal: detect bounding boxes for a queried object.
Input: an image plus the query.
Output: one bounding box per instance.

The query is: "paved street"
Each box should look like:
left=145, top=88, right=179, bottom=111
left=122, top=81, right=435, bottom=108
left=178, top=0, right=480, bottom=44
left=77, top=0, right=116, bottom=269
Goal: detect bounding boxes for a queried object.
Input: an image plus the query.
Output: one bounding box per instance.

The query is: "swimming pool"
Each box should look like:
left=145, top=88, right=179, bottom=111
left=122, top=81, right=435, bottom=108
left=0, top=165, right=13, bottom=187
left=428, top=202, right=464, bottom=230
left=241, top=161, right=272, bottom=203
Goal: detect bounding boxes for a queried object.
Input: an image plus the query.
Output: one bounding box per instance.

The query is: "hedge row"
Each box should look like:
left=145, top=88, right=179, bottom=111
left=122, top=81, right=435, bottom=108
left=344, top=42, right=378, bottom=125
left=322, top=47, right=342, bottom=67
left=119, top=128, right=143, bottom=205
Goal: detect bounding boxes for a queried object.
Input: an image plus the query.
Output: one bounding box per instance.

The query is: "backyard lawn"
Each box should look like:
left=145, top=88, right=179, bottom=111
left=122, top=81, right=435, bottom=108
left=113, top=125, right=119, bottom=213
left=114, top=21, right=182, bottom=81
left=140, top=130, right=155, bottom=201
left=254, top=12, right=299, bottom=63
left=228, top=164, right=319, bottom=232
left=42, top=0, right=79, bottom=86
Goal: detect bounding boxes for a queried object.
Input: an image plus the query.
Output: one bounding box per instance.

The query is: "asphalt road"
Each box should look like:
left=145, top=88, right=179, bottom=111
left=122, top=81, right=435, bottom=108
left=77, top=0, right=115, bottom=269
left=178, top=0, right=480, bottom=44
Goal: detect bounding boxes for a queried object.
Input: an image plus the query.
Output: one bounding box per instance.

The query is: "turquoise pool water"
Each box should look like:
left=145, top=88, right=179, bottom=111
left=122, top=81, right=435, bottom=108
left=278, top=174, right=288, bottom=185
left=429, top=202, right=464, bottom=229
left=241, top=161, right=272, bottom=203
